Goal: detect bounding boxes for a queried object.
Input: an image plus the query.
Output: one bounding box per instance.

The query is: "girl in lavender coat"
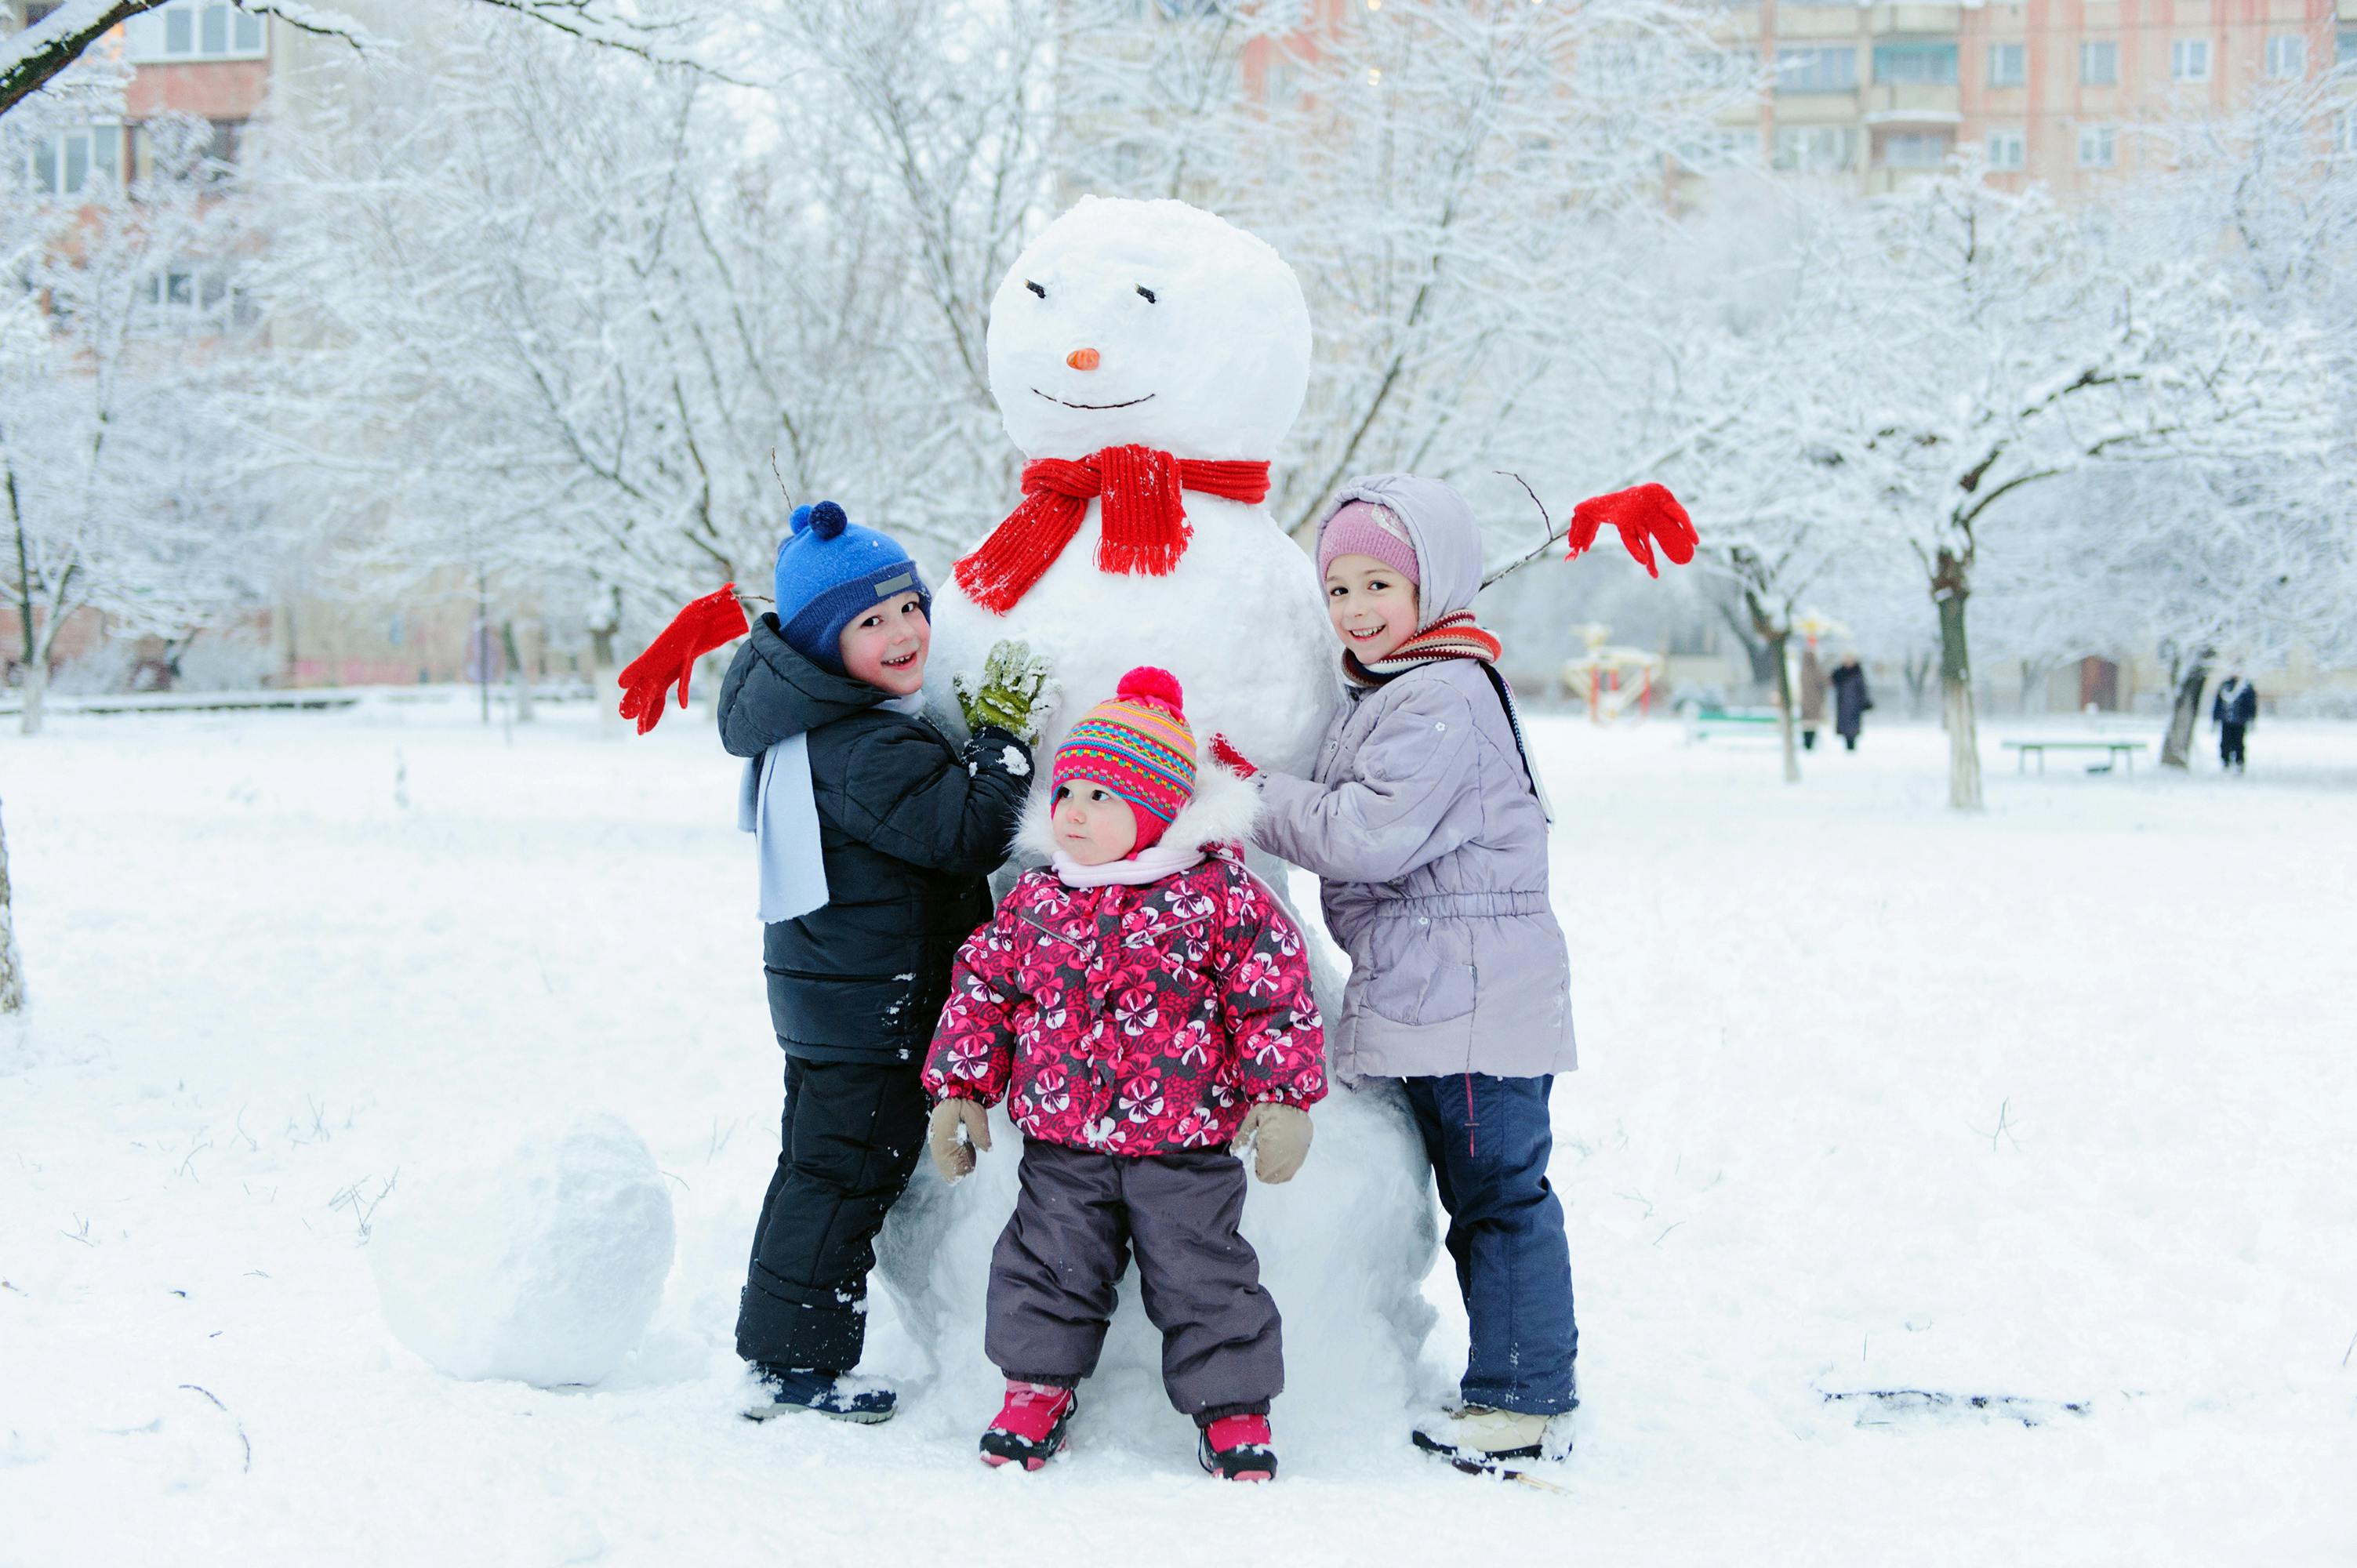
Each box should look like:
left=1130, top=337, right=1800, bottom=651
left=1211, top=472, right=1578, bottom=1471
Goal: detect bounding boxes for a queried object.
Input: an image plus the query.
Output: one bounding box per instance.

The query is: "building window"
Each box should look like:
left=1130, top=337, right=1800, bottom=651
left=1772, top=124, right=1857, bottom=172
left=1873, top=42, right=1959, bottom=85
left=1986, top=129, right=2026, bottom=169
left=2077, top=125, right=2116, bottom=167
left=1774, top=46, right=1857, bottom=93
left=2170, top=38, right=2211, bottom=83
left=2339, top=28, right=2355, bottom=64
left=1879, top=131, right=1952, bottom=169
left=1677, top=129, right=1757, bottom=172
left=2080, top=40, right=2118, bottom=85
left=28, top=122, right=119, bottom=196
left=2339, top=113, right=2357, bottom=156
left=123, top=2, right=267, bottom=64
left=26, top=2, right=64, bottom=23
left=2264, top=35, right=2306, bottom=79
left=140, top=263, right=256, bottom=335
left=1987, top=42, right=2027, bottom=88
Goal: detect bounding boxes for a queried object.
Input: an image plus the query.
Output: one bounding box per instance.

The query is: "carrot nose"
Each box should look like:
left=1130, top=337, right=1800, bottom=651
left=1066, top=347, right=1100, bottom=371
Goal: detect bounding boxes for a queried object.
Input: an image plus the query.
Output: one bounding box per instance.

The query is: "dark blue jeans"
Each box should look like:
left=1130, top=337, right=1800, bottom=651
left=1401, top=1073, right=1578, bottom=1415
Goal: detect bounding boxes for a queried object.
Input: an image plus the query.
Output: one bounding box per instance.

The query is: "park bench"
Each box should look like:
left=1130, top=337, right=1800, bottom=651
left=0, top=689, right=365, bottom=717
left=2002, top=739, right=2150, bottom=775
left=1683, top=706, right=1783, bottom=742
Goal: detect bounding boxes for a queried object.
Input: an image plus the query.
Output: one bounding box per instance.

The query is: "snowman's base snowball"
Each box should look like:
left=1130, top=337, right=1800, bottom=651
left=877, top=1079, right=1437, bottom=1441
left=370, top=1113, right=675, bottom=1388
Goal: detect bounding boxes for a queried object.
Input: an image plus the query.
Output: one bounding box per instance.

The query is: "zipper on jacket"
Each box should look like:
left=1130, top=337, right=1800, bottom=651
left=1015, top=911, right=1093, bottom=954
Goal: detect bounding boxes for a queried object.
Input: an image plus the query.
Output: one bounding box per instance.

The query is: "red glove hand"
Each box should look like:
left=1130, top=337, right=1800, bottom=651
left=616, top=586, right=749, bottom=735
left=1563, top=484, right=1698, bottom=579
left=1209, top=733, right=1258, bottom=779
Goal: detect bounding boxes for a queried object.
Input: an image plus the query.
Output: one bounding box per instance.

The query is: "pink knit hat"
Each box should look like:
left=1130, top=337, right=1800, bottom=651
left=1317, top=500, right=1421, bottom=585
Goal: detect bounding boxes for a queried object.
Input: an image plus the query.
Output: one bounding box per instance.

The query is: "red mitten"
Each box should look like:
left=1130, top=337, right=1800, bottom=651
left=1563, top=484, right=1698, bottom=579
left=616, top=586, right=749, bottom=735
left=1208, top=733, right=1258, bottom=779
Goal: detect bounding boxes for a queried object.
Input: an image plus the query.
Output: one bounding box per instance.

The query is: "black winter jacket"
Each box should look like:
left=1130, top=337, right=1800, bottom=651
left=717, top=617, right=1030, bottom=1065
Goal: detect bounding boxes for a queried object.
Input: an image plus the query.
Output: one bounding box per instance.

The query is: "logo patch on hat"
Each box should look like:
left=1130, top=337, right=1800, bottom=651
left=872, top=571, right=914, bottom=599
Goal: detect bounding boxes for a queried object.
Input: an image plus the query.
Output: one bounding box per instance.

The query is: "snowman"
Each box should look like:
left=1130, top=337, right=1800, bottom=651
left=882, top=197, right=1446, bottom=1449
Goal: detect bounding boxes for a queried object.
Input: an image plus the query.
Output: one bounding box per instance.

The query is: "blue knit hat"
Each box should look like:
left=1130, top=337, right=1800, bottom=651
left=772, top=501, right=931, bottom=674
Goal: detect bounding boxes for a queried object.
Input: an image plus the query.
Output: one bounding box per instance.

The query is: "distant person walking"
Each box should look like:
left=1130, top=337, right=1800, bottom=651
left=1798, top=646, right=1829, bottom=751
left=2212, top=673, right=2257, bottom=774
left=1830, top=654, right=1872, bottom=753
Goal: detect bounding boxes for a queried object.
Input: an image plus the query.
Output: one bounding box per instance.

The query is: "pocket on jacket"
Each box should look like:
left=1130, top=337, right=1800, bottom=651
left=1364, top=913, right=1476, bottom=1027
left=769, top=967, right=928, bottom=1047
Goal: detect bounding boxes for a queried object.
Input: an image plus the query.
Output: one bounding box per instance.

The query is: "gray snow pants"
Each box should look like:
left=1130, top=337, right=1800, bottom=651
left=986, top=1140, right=1282, bottom=1425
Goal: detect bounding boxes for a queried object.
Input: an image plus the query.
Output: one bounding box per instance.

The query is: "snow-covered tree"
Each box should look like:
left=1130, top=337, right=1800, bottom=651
left=1051, top=0, right=1756, bottom=546
left=0, top=0, right=717, bottom=120
left=1821, top=162, right=2333, bottom=808
left=3, top=85, right=263, bottom=733
left=255, top=0, right=1054, bottom=634
left=2124, top=76, right=2357, bottom=764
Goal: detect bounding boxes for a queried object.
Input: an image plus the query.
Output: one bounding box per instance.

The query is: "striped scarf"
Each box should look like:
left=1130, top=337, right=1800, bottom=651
left=1342, top=610, right=1503, bottom=688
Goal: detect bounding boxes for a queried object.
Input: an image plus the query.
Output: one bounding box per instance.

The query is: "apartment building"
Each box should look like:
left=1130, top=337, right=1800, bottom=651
left=1711, top=0, right=2357, bottom=194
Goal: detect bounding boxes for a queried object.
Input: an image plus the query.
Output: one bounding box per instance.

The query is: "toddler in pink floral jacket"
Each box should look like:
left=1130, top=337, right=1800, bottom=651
left=921, top=666, right=1325, bottom=1483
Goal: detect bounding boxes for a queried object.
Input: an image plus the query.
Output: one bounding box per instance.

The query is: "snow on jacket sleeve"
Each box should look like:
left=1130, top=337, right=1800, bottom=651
left=1215, top=866, right=1327, bottom=1109
left=1251, top=680, right=1483, bottom=886
left=922, top=900, right=1023, bottom=1107
left=823, top=720, right=1031, bottom=877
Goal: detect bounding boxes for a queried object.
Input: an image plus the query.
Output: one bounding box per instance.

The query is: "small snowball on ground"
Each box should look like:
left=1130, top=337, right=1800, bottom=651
left=369, top=1112, right=674, bottom=1388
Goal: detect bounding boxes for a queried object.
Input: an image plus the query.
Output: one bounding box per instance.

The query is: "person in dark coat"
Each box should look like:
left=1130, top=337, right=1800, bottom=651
left=2212, top=673, right=2257, bottom=773
left=1830, top=653, right=1872, bottom=752
left=713, top=501, right=1047, bottom=1422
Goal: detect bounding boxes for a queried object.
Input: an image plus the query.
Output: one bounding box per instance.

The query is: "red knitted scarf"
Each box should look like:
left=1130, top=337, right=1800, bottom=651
left=1344, top=610, right=1504, bottom=688
left=953, top=444, right=1272, bottom=615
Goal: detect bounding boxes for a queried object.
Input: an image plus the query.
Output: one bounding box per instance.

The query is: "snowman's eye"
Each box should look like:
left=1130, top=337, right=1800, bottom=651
left=1026, top=280, right=1047, bottom=299
left=1135, top=285, right=1157, bottom=303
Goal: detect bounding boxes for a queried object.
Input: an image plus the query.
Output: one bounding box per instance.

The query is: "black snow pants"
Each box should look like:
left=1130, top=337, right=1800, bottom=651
left=736, top=1056, right=927, bottom=1374
left=986, top=1141, right=1282, bottom=1425
left=2220, top=722, right=2247, bottom=771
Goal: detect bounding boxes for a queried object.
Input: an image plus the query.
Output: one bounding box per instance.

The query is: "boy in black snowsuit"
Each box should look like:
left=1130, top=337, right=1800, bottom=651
left=681, top=499, right=1047, bottom=1421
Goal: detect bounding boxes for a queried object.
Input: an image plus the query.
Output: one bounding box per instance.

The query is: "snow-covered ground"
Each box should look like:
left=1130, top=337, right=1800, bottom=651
left=4, top=700, right=2352, bottom=1566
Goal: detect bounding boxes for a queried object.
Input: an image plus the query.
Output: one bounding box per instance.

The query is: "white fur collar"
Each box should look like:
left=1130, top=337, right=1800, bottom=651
left=1014, top=760, right=1261, bottom=866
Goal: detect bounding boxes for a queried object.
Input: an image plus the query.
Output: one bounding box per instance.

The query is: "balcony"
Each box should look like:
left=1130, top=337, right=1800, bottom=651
left=1865, top=5, right=1964, bottom=35
left=1861, top=82, right=1963, bottom=125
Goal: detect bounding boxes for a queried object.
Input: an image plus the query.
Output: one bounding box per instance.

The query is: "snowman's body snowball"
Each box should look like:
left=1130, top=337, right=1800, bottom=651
left=370, top=1114, right=674, bottom=1388
left=900, top=197, right=1441, bottom=1439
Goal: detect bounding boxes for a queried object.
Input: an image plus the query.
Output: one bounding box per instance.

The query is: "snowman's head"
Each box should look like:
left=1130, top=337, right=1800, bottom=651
left=988, top=197, right=1312, bottom=463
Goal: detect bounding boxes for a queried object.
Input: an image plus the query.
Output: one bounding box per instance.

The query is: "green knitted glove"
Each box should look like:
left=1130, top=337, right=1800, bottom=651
left=954, top=639, right=1056, bottom=742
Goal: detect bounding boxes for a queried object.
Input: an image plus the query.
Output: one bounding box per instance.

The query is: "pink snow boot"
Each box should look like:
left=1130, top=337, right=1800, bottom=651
left=1197, top=1414, right=1277, bottom=1482
left=979, top=1381, right=1077, bottom=1471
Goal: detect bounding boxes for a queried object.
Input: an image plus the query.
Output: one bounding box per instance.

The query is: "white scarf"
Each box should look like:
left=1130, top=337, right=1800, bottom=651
left=739, top=692, right=927, bottom=923
left=1049, top=840, right=1207, bottom=889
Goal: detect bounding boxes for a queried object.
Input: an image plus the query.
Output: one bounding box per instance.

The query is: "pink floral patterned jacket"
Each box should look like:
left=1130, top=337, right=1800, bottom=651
left=922, top=834, right=1327, bottom=1156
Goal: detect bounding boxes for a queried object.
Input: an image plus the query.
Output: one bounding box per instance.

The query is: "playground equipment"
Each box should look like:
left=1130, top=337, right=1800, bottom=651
left=1561, top=622, right=1665, bottom=724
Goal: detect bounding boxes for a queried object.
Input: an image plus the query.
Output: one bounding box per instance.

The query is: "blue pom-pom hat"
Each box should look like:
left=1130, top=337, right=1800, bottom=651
left=772, top=500, right=932, bottom=674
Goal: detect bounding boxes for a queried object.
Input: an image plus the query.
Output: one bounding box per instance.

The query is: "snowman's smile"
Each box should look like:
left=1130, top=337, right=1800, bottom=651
left=1033, top=387, right=1157, bottom=412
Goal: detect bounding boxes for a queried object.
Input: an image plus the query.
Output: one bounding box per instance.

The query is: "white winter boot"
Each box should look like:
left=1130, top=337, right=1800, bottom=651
left=1411, top=1405, right=1558, bottom=1468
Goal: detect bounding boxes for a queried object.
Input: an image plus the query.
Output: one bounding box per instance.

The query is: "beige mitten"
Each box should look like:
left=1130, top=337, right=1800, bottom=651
left=927, top=1098, right=993, bottom=1183
left=1231, top=1103, right=1313, bottom=1184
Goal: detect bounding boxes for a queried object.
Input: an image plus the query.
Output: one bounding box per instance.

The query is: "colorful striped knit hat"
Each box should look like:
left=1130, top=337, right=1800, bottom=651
left=1052, top=666, right=1197, bottom=852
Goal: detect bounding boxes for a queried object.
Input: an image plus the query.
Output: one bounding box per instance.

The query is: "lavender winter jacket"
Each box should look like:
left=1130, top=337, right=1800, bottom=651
left=1251, top=474, right=1575, bottom=1082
